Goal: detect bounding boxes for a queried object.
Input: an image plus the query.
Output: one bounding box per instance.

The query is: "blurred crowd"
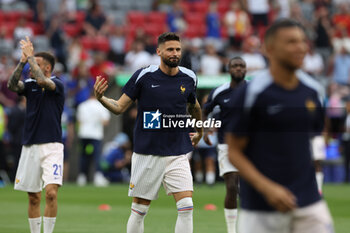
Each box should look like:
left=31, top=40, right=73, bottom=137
left=1, top=0, right=350, bottom=185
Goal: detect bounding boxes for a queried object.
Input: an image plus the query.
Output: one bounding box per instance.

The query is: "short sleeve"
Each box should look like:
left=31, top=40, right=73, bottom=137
left=187, top=76, right=197, bottom=104
left=52, top=78, right=64, bottom=95
left=122, top=69, right=143, bottom=101
left=226, top=84, right=250, bottom=137
left=203, top=88, right=217, bottom=115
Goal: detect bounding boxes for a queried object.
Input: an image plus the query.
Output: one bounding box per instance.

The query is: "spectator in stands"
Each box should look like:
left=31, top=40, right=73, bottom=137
left=331, top=45, right=350, bottom=85
left=13, top=17, right=34, bottom=61
left=180, top=38, right=203, bottom=73
left=83, top=0, right=109, bottom=37
left=206, top=1, right=221, bottom=39
left=46, top=14, right=67, bottom=71
left=242, top=0, right=270, bottom=28
left=76, top=93, right=110, bottom=186
left=200, top=43, right=223, bottom=76
left=89, top=50, right=117, bottom=81
left=124, top=40, right=151, bottom=73
left=0, top=56, right=16, bottom=107
left=67, top=37, right=89, bottom=72
left=0, top=28, right=14, bottom=56
left=100, top=133, right=132, bottom=183
left=167, top=0, right=187, bottom=34
left=108, top=26, right=126, bottom=66
left=224, top=1, right=251, bottom=50
left=241, top=36, right=266, bottom=74
left=61, top=104, right=74, bottom=182
left=68, top=61, right=94, bottom=107
left=314, top=6, right=333, bottom=65
left=6, top=96, right=26, bottom=181
left=303, top=43, right=324, bottom=77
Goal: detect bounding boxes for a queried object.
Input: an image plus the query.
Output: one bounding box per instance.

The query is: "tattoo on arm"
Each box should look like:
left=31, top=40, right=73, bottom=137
left=188, top=101, right=203, bottom=135
left=28, top=56, right=56, bottom=91
left=108, top=99, right=119, bottom=107
left=7, top=62, right=25, bottom=92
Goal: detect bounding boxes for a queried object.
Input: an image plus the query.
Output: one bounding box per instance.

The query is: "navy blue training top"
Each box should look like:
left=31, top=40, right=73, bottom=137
left=228, top=69, right=324, bottom=211
left=204, top=81, right=246, bottom=144
left=122, top=65, right=197, bottom=156
left=20, top=76, right=65, bottom=145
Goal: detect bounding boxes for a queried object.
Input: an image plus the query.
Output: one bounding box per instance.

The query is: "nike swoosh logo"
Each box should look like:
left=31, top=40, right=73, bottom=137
left=151, top=85, right=160, bottom=88
left=267, top=104, right=283, bottom=115
left=32, top=89, right=38, bottom=92
left=223, top=99, right=230, bottom=103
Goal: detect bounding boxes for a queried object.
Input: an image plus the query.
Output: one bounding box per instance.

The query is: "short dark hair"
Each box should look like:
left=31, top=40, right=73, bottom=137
left=157, top=32, right=180, bottom=46
left=229, top=56, right=244, bottom=64
left=34, top=52, right=55, bottom=72
left=264, top=19, right=305, bottom=42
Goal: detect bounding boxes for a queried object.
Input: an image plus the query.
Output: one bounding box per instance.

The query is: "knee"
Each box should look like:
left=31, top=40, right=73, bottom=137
left=28, top=193, right=41, bottom=207
left=45, top=189, right=58, bottom=203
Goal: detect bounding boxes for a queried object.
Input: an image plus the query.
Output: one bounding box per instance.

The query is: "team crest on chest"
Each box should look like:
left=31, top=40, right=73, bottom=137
left=305, top=99, right=316, bottom=113
left=180, top=85, right=186, bottom=94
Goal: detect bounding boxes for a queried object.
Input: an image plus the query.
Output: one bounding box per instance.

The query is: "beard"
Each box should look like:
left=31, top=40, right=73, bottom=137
left=162, top=57, right=180, bottom=68
left=231, top=74, right=245, bottom=83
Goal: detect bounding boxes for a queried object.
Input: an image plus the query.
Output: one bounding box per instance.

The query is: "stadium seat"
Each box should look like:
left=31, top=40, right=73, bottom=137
left=63, top=24, right=82, bottom=37
left=192, top=1, right=209, bottom=13
left=80, top=36, right=95, bottom=50
left=144, top=24, right=167, bottom=38
left=127, top=11, right=146, bottom=26
left=74, top=11, right=86, bottom=23
left=147, top=12, right=167, bottom=24
left=27, top=22, right=44, bottom=35
left=185, top=13, right=206, bottom=26
left=95, top=36, right=110, bottom=52
left=4, top=11, right=22, bottom=23
left=184, top=24, right=206, bottom=38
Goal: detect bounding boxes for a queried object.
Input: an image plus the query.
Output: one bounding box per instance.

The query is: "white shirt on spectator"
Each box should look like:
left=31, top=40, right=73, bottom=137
left=303, top=52, right=324, bottom=75
left=200, top=55, right=222, bottom=75
left=125, top=50, right=152, bottom=73
left=77, top=98, right=110, bottom=140
left=247, top=0, right=269, bottom=14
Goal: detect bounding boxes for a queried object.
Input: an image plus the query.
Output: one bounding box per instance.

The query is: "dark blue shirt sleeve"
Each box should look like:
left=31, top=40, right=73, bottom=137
left=187, top=78, right=197, bottom=104
left=122, top=69, right=142, bottom=101
left=226, top=84, right=250, bottom=137
left=53, top=78, right=64, bottom=95
left=203, top=88, right=217, bottom=115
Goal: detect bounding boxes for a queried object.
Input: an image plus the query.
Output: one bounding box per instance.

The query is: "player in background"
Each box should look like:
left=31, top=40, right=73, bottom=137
left=311, top=132, right=327, bottom=193
left=94, top=32, right=202, bottom=233
left=7, top=36, right=64, bottom=233
left=226, top=19, right=334, bottom=233
left=203, top=57, right=247, bottom=233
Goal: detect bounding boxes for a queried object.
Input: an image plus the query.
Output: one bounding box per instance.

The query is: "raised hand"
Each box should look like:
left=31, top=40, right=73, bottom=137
left=94, top=75, right=108, bottom=100
left=190, top=132, right=202, bottom=147
left=20, top=36, right=34, bottom=59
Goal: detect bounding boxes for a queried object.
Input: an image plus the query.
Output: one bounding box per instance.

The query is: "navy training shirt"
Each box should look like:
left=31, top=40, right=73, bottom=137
left=20, top=76, right=65, bottom=145
left=122, top=65, right=197, bottom=156
left=204, top=81, right=246, bottom=144
left=228, top=69, right=324, bottom=211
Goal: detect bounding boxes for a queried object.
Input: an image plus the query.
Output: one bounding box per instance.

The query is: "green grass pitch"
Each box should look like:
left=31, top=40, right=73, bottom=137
left=0, top=183, right=349, bottom=233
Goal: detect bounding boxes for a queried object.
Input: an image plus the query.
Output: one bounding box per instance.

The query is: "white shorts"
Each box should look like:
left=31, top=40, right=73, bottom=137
left=238, top=200, right=334, bottom=233
left=128, top=152, right=193, bottom=200
left=217, top=144, right=238, bottom=177
left=311, top=136, right=326, bottom=160
left=14, top=143, right=64, bottom=193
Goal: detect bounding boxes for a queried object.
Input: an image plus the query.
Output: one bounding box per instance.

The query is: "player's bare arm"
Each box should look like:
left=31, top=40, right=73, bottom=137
left=21, top=36, right=56, bottom=91
left=226, top=133, right=297, bottom=212
left=188, top=99, right=203, bottom=146
left=7, top=60, right=25, bottom=93
left=94, top=75, right=133, bottom=115
left=27, top=56, right=56, bottom=91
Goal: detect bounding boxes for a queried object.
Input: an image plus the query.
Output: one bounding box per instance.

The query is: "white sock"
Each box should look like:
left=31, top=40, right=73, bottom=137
left=43, top=217, right=56, bottom=233
left=316, top=171, right=324, bottom=193
left=224, top=208, right=238, bottom=233
left=195, top=172, right=203, bottom=183
left=127, top=202, right=149, bottom=233
left=28, top=217, right=41, bottom=233
left=206, top=171, right=216, bottom=185
left=175, top=197, right=193, bottom=233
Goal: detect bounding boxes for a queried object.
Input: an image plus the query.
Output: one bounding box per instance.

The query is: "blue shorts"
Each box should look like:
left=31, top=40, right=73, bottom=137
left=193, top=147, right=217, bottom=161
